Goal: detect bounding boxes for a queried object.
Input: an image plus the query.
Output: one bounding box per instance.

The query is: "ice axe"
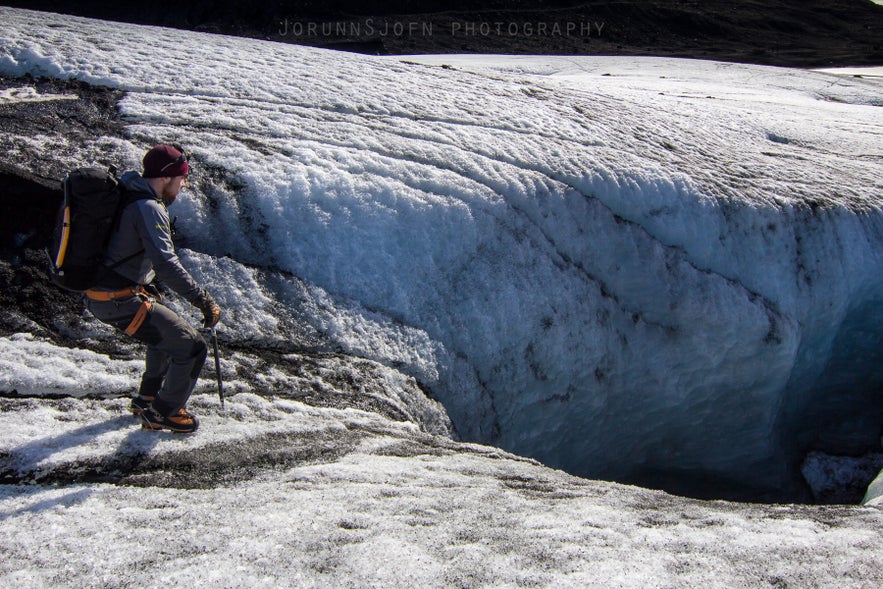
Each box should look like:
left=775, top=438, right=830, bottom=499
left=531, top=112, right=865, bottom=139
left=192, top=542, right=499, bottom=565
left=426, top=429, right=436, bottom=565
left=208, top=326, right=224, bottom=409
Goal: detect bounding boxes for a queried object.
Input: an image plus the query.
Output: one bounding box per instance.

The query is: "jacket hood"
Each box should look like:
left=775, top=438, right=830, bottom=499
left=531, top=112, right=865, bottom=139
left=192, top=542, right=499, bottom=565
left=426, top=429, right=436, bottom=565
left=119, top=170, right=160, bottom=198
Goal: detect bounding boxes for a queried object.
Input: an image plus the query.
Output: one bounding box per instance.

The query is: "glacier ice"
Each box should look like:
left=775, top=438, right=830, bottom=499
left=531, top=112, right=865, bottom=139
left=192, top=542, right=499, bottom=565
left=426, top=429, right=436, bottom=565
left=1, top=8, right=882, bottom=500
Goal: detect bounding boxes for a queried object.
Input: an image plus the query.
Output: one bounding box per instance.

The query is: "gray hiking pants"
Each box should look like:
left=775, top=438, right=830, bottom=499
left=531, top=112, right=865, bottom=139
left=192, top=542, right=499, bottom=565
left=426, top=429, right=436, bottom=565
left=87, top=294, right=207, bottom=417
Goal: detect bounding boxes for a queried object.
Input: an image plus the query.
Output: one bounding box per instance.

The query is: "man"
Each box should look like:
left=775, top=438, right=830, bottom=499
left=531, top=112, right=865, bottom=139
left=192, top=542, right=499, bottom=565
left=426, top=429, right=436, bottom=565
left=85, top=144, right=220, bottom=433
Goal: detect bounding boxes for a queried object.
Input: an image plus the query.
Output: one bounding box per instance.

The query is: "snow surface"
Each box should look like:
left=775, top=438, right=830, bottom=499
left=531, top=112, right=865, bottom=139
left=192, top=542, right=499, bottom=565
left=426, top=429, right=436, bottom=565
left=0, top=85, right=77, bottom=104
left=1, top=335, right=883, bottom=588
left=1, top=8, right=882, bottom=501
left=814, top=65, right=883, bottom=80
left=866, top=469, right=883, bottom=506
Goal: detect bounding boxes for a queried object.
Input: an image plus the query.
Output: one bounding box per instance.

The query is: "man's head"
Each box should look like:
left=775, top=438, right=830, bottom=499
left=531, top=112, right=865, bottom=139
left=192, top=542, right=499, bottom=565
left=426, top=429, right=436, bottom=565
left=142, top=144, right=190, bottom=205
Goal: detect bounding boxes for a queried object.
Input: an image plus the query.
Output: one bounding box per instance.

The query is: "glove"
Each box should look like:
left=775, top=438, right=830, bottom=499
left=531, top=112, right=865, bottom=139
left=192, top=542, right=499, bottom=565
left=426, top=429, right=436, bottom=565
left=191, top=289, right=221, bottom=328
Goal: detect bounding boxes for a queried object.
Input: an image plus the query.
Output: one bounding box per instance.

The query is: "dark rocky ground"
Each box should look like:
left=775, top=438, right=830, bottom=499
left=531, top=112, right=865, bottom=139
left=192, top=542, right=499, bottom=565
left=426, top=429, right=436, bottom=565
left=4, top=0, right=883, bottom=67
left=0, top=77, right=122, bottom=347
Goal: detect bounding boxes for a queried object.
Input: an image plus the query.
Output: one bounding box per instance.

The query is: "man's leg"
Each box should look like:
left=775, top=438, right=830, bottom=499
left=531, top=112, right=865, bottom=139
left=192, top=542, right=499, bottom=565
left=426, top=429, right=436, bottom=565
left=87, top=296, right=207, bottom=418
left=131, top=347, right=171, bottom=414
left=133, top=302, right=207, bottom=416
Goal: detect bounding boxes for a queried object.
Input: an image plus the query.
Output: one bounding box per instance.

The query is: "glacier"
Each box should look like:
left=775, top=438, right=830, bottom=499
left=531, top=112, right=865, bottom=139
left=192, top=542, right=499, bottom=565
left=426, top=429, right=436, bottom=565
left=1, top=7, right=882, bottom=501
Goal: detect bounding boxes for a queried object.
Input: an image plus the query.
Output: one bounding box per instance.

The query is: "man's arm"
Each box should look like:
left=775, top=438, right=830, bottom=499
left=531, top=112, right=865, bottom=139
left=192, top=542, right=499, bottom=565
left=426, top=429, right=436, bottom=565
left=134, top=200, right=203, bottom=300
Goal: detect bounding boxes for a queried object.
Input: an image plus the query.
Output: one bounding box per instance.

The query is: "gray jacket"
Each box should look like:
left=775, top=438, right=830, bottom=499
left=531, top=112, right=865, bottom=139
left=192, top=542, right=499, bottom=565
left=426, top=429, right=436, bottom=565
left=100, top=171, right=202, bottom=301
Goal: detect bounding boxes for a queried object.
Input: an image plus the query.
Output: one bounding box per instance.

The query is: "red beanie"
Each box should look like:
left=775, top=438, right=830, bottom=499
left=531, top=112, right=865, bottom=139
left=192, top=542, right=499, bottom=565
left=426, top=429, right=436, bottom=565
left=142, top=144, right=190, bottom=178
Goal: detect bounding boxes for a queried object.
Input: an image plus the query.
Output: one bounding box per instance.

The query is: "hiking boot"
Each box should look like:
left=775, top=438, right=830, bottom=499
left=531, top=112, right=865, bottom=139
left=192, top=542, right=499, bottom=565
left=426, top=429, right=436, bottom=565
left=130, top=395, right=155, bottom=416
left=141, top=406, right=199, bottom=433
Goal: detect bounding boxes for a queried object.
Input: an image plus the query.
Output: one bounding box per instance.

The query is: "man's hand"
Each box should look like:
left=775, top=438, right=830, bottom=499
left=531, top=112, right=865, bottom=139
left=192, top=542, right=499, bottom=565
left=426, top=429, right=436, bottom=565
left=191, top=289, right=221, bottom=328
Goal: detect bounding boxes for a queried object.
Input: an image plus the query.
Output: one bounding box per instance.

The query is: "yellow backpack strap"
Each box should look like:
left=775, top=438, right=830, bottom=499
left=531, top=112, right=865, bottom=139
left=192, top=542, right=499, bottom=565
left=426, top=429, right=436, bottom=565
left=54, top=175, right=72, bottom=269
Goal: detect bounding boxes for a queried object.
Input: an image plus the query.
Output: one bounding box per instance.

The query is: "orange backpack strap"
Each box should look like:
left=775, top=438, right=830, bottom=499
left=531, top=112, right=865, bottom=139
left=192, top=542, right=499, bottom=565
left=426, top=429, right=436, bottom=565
left=125, top=300, right=152, bottom=335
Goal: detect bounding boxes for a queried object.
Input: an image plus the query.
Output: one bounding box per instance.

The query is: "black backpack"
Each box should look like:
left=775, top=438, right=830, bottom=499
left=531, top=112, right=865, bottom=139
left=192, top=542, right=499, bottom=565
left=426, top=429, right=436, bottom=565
left=49, top=167, right=145, bottom=291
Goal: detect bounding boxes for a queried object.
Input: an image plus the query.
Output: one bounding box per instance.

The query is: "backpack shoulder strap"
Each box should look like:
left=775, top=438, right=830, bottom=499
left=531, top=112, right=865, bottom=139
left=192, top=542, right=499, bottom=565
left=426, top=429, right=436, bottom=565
left=104, top=176, right=158, bottom=272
